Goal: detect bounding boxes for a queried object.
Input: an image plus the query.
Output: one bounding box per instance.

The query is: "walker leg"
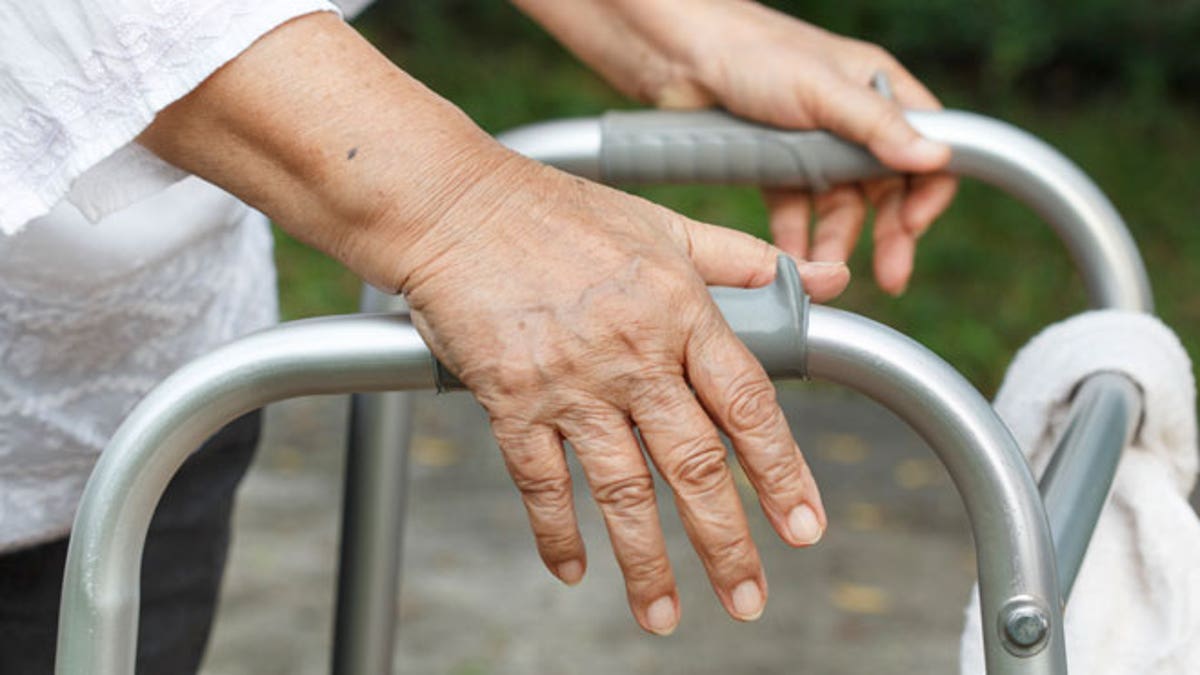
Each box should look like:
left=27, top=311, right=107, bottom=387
left=332, top=391, right=414, bottom=675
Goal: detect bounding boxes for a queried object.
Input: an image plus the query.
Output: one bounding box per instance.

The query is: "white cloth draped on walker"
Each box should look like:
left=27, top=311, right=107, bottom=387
left=959, top=310, right=1200, bottom=674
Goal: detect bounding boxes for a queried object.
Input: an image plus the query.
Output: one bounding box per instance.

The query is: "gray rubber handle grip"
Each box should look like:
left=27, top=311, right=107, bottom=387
left=435, top=256, right=809, bottom=391
left=600, top=110, right=892, bottom=190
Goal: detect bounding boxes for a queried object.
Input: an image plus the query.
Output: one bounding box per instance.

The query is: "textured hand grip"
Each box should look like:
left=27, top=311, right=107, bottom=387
left=434, top=256, right=809, bottom=391
left=600, top=110, right=892, bottom=190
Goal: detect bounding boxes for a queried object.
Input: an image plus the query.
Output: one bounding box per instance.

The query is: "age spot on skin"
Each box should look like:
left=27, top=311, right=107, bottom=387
left=346, top=147, right=358, bottom=160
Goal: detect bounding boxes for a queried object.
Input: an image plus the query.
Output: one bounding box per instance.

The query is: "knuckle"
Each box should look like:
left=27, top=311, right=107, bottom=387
left=755, top=453, right=808, bottom=495
left=818, top=186, right=865, bottom=216
left=593, top=473, right=657, bottom=516
left=725, top=376, right=781, bottom=433
left=631, top=376, right=690, bottom=417
left=535, top=528, right=581, bottom=556
left=623, top=553, right=673, bottom=584
left=514, top=474, right=575, bottom=513
left=561, top=404, right=621, bottom=445
left=491, top=361, right=546, bottom=397
left=709, top=534, right=758, bottom=570
left=669, top=440, right=730, bottom=495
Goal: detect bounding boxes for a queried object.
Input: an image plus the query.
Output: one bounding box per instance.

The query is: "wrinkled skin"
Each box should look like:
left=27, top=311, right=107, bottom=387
left=140, top=2, right=956, bottom=638
left=400, top=158, right=841, bottom=632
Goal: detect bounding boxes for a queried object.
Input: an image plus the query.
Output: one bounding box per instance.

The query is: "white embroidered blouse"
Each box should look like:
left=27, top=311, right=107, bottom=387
left=0, top=0, right=371, bottom=551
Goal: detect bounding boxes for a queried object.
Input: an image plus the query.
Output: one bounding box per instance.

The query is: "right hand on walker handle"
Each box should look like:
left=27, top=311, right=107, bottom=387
left=136, top=10, right=952, bottom=636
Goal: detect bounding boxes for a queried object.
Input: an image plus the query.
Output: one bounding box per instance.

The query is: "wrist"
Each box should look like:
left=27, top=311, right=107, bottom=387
left=137, top=12, right=521, bottom=292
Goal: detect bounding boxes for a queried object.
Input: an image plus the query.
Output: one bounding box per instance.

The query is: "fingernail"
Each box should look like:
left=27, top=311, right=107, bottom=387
left=557, top=559, right=584, bottom=586
left=731, top=580, right=765, bottom=621
left=646, top=596, right=678, bottom=635
left=788, top=503, right=824, bottom=545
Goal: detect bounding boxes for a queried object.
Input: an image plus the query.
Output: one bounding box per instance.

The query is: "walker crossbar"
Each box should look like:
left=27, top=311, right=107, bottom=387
left=57, top=258, right=1065, bottom=674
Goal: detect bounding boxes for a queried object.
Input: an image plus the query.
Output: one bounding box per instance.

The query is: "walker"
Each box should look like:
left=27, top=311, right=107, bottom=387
left=54, top=104, right=1150, bottom=675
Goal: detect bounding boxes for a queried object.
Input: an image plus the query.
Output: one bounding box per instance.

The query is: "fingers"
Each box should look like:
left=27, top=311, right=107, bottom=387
left=864, top=175, right=914, bottom=295
left=686, top=317, right=826, bottom=549
left=680, top=217, right=850, bottom=302
left=558, top=410, right=681, bottom=636
left=493, top=421, right=587, bottom=585
left=903, top=172, right=958, bottom=236
left=629, top=376, right=768, bottom=623
left=809, top=184, right=867, bottom=263
left=763, top=188, right=811, bottom=259
left=809, top=73, right=950, bottom=174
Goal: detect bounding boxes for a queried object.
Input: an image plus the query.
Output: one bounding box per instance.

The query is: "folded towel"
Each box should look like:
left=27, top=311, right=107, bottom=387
left=959, top=310, right=1200, bottom=674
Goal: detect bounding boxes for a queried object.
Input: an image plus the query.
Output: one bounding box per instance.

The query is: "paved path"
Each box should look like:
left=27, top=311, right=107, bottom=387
left=200, top=385, right=980, bottom=674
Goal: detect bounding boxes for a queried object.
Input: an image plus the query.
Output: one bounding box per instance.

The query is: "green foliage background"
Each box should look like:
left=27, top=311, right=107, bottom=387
left=275, top=1, right=1200, bottom=394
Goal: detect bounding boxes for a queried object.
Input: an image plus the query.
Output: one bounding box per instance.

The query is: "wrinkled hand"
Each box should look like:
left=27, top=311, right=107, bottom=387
left=517, top=0, right=959, bottom=295
left=399, top=155, right=843, bottom=634
left=137, top=7, right=897, bottom=638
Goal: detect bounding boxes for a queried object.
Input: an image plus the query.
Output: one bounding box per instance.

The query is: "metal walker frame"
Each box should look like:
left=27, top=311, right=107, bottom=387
left=56, top=109, right=1150, bottom=675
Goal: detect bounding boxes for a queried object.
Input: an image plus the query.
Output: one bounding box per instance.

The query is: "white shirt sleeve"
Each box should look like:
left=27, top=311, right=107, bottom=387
left=0, top=0, right=344, bottom=235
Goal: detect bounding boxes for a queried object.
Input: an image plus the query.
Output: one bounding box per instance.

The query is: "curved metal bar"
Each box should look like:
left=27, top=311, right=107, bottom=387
left=807, top=305, right=1066, bottom=673
left=55, top=315, right=436, bottom=675
left=499, top=110, right=1152, bottom=312
left=908, top=111, right=1151, bottom=312
left=59, top=302, right=1065, bottom=673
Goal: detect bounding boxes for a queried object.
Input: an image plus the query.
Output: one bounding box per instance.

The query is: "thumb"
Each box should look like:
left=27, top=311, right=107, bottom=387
left=682, top=219, right=850, bottom=302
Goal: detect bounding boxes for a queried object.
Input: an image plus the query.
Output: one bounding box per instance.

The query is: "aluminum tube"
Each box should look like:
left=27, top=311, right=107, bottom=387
left=56, top=315, right=436, bottom=675
left=332, top=288, right=414, bottom=675
left=806, top=305, right=1066, bottom=674
left=498, top=111, right=1151, bottom=312
left=1039, top=372, right=1142, bottom=598
left=907, top=110, right=1152, bottom=312
left=496, top=117, right=602, bottom=179
left=332, top=392, right=414, bottom=675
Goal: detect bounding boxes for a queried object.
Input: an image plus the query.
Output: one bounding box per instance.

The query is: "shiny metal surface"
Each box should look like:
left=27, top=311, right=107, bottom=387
left=496, top=117, right=602, bottom=179
left=501, top=110, right=1151, bottom=312
left=56, top=315, right=436, bottom=675
left=59, top=303, right=1069, bottom=674
left=332, top=391, right=414, bottom=675
left=1039, top=372, right=1142, bottom=597
left=907, top=110, right=1152, bottom=312
left=807, top=305, right=1066, bottom=674
left=333, top=288, right=414, bottom=675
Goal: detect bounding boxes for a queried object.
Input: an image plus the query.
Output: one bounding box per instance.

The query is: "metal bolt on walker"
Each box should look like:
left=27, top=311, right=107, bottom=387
left=1002, top=597, right=1053, bottom=654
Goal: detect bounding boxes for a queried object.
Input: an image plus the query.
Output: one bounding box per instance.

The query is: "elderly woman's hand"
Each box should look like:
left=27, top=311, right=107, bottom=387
left=140, top=12, right=845, bottom=635
left=515, top=0, right=959, bottom=295
left=403, top=156, right=843, bottom=635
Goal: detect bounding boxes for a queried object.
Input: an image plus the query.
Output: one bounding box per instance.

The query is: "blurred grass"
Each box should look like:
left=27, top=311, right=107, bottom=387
left=274, top=4, right=1200, bottom=395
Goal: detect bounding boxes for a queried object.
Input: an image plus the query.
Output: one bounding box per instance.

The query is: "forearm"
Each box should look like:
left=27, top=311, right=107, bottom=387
left=510, top=0, right=720, bottom=107
left=138, top=12, right=517, bottom=291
